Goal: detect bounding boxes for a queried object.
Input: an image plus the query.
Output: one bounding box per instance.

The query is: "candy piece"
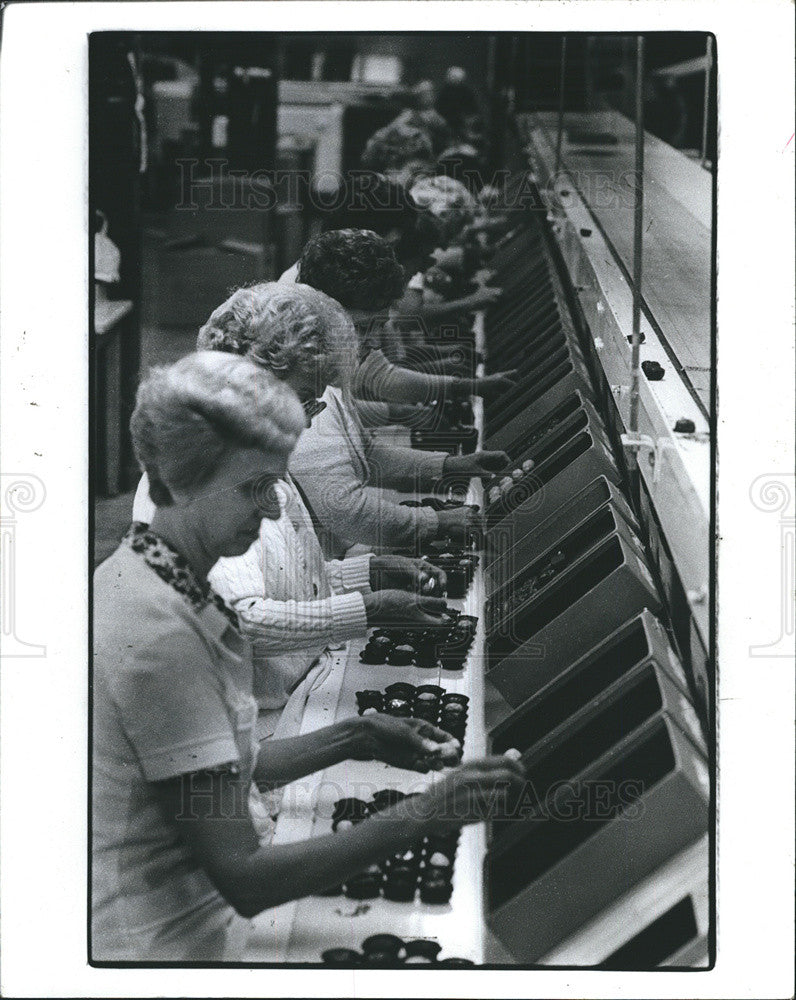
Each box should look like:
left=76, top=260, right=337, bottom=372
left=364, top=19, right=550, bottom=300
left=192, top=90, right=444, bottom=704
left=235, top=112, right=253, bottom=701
left=332, top=797, right=370, bottom=824
left=344, top=873, right=382, bottom=899
left=363, top=950, right=399, bottom=965
left=322, top=947, right=361, bottom=965
left=414, top=645, right=441, bottom=671
left=362, top=934, right=405, bottom=958
left=419, top=873, right=453, bottom=904
left=360, top=635, right=392, bottom=664
left=355, top=690, right=384, bottom=715
left=504, top=747, right=523, bottom=762
left=385, top=697, right=412, bottom=717
left=404, top=939, right=442, bottom=962
left=383, top=874, right=417, bottom=902
left=416, top=684, right=445, bottom=699
left=370, top=788, right=407, bottom=812
left=413, top=703, right=440, bottom=722
left=385, top=682, right=417, bottom=700
left=641, top=359, right=665, bottom=381
left=443, top=569, right=468, bottom=599
left=428, top=851, right=451, bottom=867
left=387, top=644, right=416, bottom=667
left=521, top=459, right=535, bottom=473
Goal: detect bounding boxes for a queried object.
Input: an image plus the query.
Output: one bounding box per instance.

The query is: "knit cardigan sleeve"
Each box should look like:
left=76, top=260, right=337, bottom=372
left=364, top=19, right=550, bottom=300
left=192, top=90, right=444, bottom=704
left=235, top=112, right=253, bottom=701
left=209, top=517, right=368, bottom=651
left=353, top=348, right=446, bottom=407
left=289, top=388, right=439, bottom=556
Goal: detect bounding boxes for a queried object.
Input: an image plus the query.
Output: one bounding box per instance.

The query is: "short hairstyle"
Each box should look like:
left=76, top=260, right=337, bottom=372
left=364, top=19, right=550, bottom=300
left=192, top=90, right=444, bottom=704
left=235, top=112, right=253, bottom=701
left=361, top=122, right=434, bottom=174
left=392, top=108, right=452, bottom=155
left=324, top=172, right=442, bottom=269
left=326, top=172, right=418, bottom=238
left=410, top=174, right=477, bottom=243
left=298, top=229, right=405, bottom=312
left=436, top=144, right=484, bottom=189
left=196, top=281, right=358, bottom=390
left=131, top=352, right=305, bottom=507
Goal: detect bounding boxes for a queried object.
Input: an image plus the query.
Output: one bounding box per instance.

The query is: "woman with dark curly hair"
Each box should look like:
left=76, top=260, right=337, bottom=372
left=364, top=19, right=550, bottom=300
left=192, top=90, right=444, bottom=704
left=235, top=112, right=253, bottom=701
left=323, top=171, right=441, bottom=273
left=294, top=228, right=513, bottom=410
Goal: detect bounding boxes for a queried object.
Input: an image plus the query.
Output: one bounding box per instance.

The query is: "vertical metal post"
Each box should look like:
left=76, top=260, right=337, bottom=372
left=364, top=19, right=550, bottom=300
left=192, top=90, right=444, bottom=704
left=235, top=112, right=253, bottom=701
left=554, top=36, right=568, bottom=176
left=700, top=35, right=713, bottom=169
left=629, top=35, right=646, bottom=435
left=486, top=34, right=497, bottom=97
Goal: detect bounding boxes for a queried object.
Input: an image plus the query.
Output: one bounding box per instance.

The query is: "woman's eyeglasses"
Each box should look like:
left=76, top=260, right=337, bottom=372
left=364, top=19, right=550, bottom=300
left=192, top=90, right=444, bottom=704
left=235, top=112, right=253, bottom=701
left=302, top=398, right=327, bottom=420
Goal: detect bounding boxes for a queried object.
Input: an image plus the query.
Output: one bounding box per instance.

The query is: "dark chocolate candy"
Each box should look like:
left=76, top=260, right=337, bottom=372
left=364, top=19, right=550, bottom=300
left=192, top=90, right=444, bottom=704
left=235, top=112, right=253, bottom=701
left=355, top=690, right=384, bottom=714
left=419, top=873, right=453, bottom=904
left=387, top=644, right=415, bottom=667
left=370, top=788, right=407, bottom=812
left=344, top=873, right=382, bottom=899
left=385, top=682, right=417, bottom=700
left=362, top=933, right=405, bottom=958
left=385, top=696, right=412, bottom=717
left=383, top=871, right=418, bottom=902
left=321, top=947, right=362, bottom=965
left=404, top=939, right=442, bottom=962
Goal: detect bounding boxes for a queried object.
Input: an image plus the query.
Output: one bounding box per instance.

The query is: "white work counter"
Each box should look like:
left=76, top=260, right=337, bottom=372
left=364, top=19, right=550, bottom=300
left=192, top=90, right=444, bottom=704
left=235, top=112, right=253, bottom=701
left=244, top=480, right=488, bottom=964
left=245, top=329, right=491, bottom=962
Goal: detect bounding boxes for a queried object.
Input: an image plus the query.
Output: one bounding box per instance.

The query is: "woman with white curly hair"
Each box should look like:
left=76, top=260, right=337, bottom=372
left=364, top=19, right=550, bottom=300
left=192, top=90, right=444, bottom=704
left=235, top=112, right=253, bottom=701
left=93, top=351, right=525, bottom=961
left=132, top=283, right=448, bottom=721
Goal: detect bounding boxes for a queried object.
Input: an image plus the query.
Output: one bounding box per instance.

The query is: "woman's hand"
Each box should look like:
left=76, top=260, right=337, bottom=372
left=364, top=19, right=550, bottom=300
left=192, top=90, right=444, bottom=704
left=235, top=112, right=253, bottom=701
left=443, top=450, right=511, bottom=479
left=351, top=715, right=462, bottom=772
left=408, top=756, right=527, bottom=833
left=431, top=245, right=465, bottom=273
left=370, top=555, right=447, bottom=595
left=465, top=285, right=502, bottom=310
left=435, top=506, right=485, bottom=545
left=387, top=403, right=438, bottom=429
left=362, top=590, right=450, bottom=628
left=472, top=370, right=517, bottom=401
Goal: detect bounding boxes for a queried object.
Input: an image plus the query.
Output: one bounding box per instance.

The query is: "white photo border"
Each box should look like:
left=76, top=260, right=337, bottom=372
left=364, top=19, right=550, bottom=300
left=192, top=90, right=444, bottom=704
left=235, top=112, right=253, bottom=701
left=1, top=2, right=794, bottom=998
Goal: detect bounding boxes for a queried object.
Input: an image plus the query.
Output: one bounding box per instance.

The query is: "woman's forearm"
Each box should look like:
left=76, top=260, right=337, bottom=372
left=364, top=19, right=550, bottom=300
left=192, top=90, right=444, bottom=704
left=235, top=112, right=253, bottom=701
left=253, top=718, right=360, bottom=789
left=235, top=594, right=366, bottom=652
left=159, top=767, right=433, bottom=919
left=230, top=805, right=430, bottom=916
left=417, top=295, right=478, bottom=320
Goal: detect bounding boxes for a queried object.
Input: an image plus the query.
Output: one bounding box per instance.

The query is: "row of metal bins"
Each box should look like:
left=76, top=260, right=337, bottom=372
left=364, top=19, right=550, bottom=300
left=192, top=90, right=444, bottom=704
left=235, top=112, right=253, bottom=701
left=479, top=202, right=709, bottom=966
